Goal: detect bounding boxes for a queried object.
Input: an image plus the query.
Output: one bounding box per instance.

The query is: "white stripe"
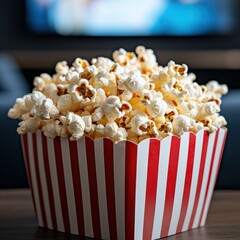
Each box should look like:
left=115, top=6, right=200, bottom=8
left=192, top=131, right=216, bottom=228
left=21, top=136, right=32, bottom=185
left=134, top=139, right=150, bottom=240
left=60, top=138, right=78, bottom=234
left=152, top=137, right=171, bottom=240
left=168, top=133, right=190, bottom=235
left=200, top=130, right=225, bottom=226
left=47, top=138, right=64, bottom=231
left=94, top=139, right=110, bottom=240
left=77, top=137, right=93, bottom=237
left=114, top=141, right=126, bottom=240
left=36, top=131, right=52, bottom=229
left=27, top=133, right=43, bottom=226
left=182, top=130, right=204, bottom=231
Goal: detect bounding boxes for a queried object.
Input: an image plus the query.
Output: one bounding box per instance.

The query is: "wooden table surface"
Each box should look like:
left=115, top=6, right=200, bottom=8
left=0, top=189, right=240, bottom=240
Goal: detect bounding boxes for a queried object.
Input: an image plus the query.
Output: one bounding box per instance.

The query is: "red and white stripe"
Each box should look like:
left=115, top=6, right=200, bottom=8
left=21, top=128, right=227, bottom=240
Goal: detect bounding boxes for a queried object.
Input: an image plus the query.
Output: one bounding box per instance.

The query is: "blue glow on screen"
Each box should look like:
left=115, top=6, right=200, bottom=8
left=27, top=0, right=237, bottom=36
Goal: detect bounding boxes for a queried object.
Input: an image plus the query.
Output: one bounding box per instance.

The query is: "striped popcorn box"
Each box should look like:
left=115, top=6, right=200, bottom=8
left=21, top=128, right=227, bottom=240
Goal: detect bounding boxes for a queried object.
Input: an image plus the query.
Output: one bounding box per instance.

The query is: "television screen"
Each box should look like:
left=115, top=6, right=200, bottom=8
left=27, top=0, right=238, bottom=36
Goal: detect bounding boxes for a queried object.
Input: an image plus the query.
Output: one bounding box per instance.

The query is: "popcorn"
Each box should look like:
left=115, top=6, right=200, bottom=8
left=167, top=61, right=188, bottom=79
left=206, top=81, right=228, bottom=98
left=57, top=94, right=79, bottom=114
left=33, top=73, right=52, bottom=91
left=118, top=71, right=149, bottom=101
left=136, top=46, right=158, bottom=75
left=79, top=65, right=98, bottom=81
left=102, top=96, right=132, bottom=121
left=67, top=79, right=96, bottom=105
left=8, top=97, right=27, bottom=119
left=92, top=57, right=114, bottom=71
left=172, top=115, right=195, bottom=136
left=72, top=58, right=89, bottom=72
left=55, top=61, right=69, bottom=75
left=35, top=98, right=59, bottom=120
left=113, top=48, right=137, bottom=68
left=61, top=112, right=86, bottom=141
left=8, top=46, right=228, bottom=143
left=96, top=122, right=128, bottom=143
left=140, top=90, right=168, bottom=118
left=130, top=114, right=159, bottom=137
left=17, top=115, right=43, bottom=134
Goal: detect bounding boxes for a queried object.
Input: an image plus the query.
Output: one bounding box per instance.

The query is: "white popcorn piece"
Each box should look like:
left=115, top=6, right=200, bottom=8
left=67, top=79, right=96, bottom=105
left=42, top=120, right=58, bottom=138
left=23, top=91, right=46, bottom=114
left=130, top=113, right=159, bottom=137
left=33, top=73, right=52, bottom=91
left=35, top=98, right=59, bottom=120
left=102, top=96, right=132, bottom=121
left=92, top=57, right=114, bottom=71
left=172, top=115, right=195, bottom=136
left=198, top=102, right=220, bottom=119
left=72, top=58, right=89, bottom=72
left=43, top=83, right=59, bottom=104
left=96, top=122, right=127, bottom=142
left=118, top=71, right=149, bottom=101
left=94, top=70, right=116, bottom=89
left=8, top=97, right=26, bottom=119
left=167, top=61, right=188, bottom=79
left=159, top=121, right=173, bottom=134
left=206, top=80, right=228, bottom=97
left=17, top=116, right=42, bottom=134
left=55, top=61, right=69, bottom=75
left=141, top=90, right=167, bottom=117
left=79, top=65, right=98, bottom=81
left=136, top=46, right=158, bottom=75
left=57, top=94, right=79, bottom=114
left=65, top=70, right=79, bottom=82
left=109, top=63, right=125, bottom=74
left=61, top=112, right=86, bottom=141
left=161, top=77, right=187, bottom=101
left=82, top=115, right=92, bottom=133
left=190, top=121, right=205, bottom=134
left=94, top=88, right=107, bottom=107
left=178, top=101, right=198, bottom=119
left=113, top=48, right=137, bottom=68
left=92, top=107, right=104, bottom=122
left=212, top=115, right=227, bottom=129
left=42, top=119, right=69, bottom=138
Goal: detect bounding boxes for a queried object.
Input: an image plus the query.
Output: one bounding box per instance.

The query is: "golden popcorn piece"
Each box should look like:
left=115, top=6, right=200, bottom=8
left=68, top=79, right=97, bottom=105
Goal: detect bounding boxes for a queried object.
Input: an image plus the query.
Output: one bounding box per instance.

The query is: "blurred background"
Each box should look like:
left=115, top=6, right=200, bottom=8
left=0, top=0, right=239, bottom=189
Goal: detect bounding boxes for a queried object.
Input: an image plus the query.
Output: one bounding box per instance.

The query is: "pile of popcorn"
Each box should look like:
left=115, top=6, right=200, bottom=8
left=8, top=46, right=228, bottom=143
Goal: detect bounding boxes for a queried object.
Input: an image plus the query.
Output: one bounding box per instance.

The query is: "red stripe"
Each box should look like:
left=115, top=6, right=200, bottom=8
left=198, top=129, right=220, bottom=226
left=188, top=131, right=209, bottom=229
left=104, top=139, right=118, bottom=240
left=176, top=133, right=196, bottom=232
left=213, top=130, right=227, bottom=187
left=160, top=136, right=181, bottom=238
left=41, top=133, right=57, bottom=230
left=32, top=133, right=47, bottom=227
left=22, top=134, right=37, bottom=217
left=69, top=140, right=85, bottom=235
left=143, top=139, right=161, bottom=240
left=85, top=137, right=101, bottom=239
left=54, top=137, right=70, bottom=233
left=125, top=142, right=138, bottom=240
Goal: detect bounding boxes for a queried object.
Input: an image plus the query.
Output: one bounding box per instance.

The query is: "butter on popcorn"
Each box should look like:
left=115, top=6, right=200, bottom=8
left=8, top=46, right=228, bottom=143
